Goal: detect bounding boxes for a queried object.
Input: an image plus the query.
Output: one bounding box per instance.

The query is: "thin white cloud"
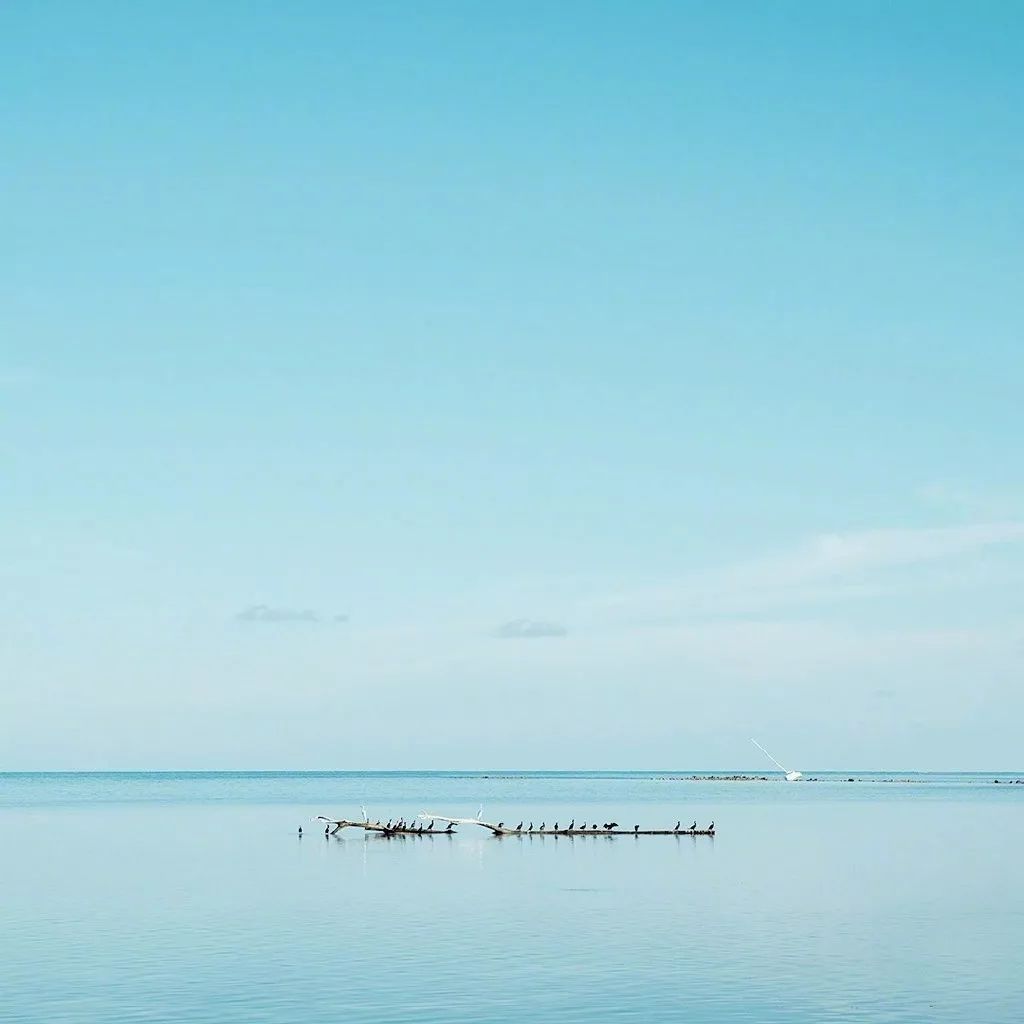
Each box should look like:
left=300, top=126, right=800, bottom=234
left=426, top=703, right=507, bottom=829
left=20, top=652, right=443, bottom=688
left=236, top=605, right=348, bottom=624
left=919, top=482, right=1023, bottom=519
left=590, top=522, right=1024, bottom=622
left=493, top=618, right=567, bottom=639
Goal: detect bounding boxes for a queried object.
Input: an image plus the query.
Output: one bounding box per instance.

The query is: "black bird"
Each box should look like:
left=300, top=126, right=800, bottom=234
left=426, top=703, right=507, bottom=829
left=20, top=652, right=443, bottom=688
left=428, top=820, right=435, bottom=830
left=580, top=822, right=586, bottom=830
left=298, top=826, right=303, bottom=835
left=445, top=823, right=454, bottom=833
left=528, top=822, right=534, bottom=832
left=691, top=821, right=697, bottom=831
left=386, top=819, right=393, bottom=829
left=540, top=822, right=545, bottom=830
left=497, top=822, right=505, bottom=829
left=591, top=823, right=598, bottom=830
left=604, top=822, right=619, bottom=830
left=708, top=821, right=714, bottom=831
left=324, top=826, right=330, bottom=835
left=516, top=822, right=523, bottom=831
left=553, top=822, right=559, bottom=831
left=634, top=824, right=640, bottom=833
left=568, top=819, right=575, bottom=830
left=374, top=820, right=381, bottom=827
left=675, top=820, right=681, bottom=832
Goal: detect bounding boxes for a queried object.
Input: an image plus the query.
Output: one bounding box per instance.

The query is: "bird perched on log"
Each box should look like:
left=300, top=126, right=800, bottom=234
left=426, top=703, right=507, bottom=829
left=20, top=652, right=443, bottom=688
left=708, top=821, right=714, bottom=831
left=528, top=822, right=534, bottom=832
left=516, top=821, right=523, bottom=831
left=591, top=823, right=598, bottom=830
left=674, top=821, right=681, bottom=832
left=580, top=822, right=586, bottom=830
left=634, top=824, right=639, bottom=833
left=324, top=826, right=329, bottom=835
left=691, top=821, right=697, bottom=831
left=568, top=819, right=574, bottom=830
left=298, top=826, right=303, bottom=835
left=604, top=822, right=618, bottom=830
left=386, top=819, right=392, bottom=829
left=553, top=822, right=559, bottom=831
left=428, top=820, right=434, bottom=831
left=497, top=822, right=505, bottom=830
left=540, top=822, right=545, bottom=830
left=445, top=823, right=454, bottom=833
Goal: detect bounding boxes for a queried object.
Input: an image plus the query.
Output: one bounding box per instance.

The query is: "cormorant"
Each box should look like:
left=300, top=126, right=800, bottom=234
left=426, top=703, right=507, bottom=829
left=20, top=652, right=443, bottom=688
left=580, top=822, right=586, bottom=830
left=691, top=821, right=697, bottom=831
left=674, top=821, right=681, bottom=832
left=553, top=822, right=559, bottom=831
left=568, top=819, right=575, bottom=829
left=428, top=820, right=434, bottom=830
left=324, top=826, right=330, bottom=835
left=445, top=823, right=454, bottom=833
left=528, top=822, right=534, bottom=832
left=516, top=821, right=523, bottom=831
left=708, top=821, right=714, bottom=831
left=540, top=822, right=545, bottom=830
left=634, top=824, right=639, bottom=833
left=604, top=822, right=619, bottom=830
left=298, top=826, right=303, bottom=835
left=591, top=823, right=598, bottom=830
left=497, top=822, right=505, bottom=829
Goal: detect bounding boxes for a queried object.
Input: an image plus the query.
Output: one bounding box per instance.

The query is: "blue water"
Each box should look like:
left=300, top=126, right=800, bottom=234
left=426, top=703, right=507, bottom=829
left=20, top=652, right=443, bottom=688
left=2, top=772, right=1022, bottom=1023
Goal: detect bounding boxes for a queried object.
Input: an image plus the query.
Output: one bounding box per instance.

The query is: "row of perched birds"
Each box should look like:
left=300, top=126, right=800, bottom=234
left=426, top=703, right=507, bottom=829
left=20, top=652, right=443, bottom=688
left=377, top=819, right=455, bottom=834
left=308, top=818, right=715, bottom=835
left=488, top=819, right=713, bottom=833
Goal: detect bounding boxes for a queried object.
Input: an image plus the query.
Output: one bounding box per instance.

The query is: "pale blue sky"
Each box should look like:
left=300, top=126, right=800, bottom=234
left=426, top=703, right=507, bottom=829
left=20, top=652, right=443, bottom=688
left=2, top=2, right=1022, bottom=769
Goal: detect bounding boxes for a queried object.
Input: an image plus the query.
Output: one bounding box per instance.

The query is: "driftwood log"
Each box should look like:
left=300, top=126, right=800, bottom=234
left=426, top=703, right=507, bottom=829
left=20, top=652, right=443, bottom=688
left=315, top=814, right=715, bottom=837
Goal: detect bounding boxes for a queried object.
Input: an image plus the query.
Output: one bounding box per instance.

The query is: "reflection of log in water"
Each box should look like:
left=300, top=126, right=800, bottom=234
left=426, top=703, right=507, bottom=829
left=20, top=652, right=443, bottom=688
left=315, top=814, right=715, bottom=837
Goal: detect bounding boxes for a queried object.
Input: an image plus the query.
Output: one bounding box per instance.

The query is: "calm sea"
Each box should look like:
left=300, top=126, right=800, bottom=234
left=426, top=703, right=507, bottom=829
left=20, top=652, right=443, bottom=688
left=2, top=771, right=1022, bottom=1023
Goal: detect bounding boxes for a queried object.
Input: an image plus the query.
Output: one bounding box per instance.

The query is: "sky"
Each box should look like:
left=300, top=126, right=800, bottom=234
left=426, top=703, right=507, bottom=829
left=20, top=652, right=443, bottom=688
left=2, top=2, right=1022, bottom=770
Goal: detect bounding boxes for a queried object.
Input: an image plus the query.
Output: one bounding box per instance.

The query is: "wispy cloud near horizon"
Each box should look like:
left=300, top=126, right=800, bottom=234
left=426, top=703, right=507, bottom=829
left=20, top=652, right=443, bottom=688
left=493, top=618, right=568, bottom=639
left=236, top=605, right=349, bottom=625
left=589, top=521, right=1024, bottom=624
